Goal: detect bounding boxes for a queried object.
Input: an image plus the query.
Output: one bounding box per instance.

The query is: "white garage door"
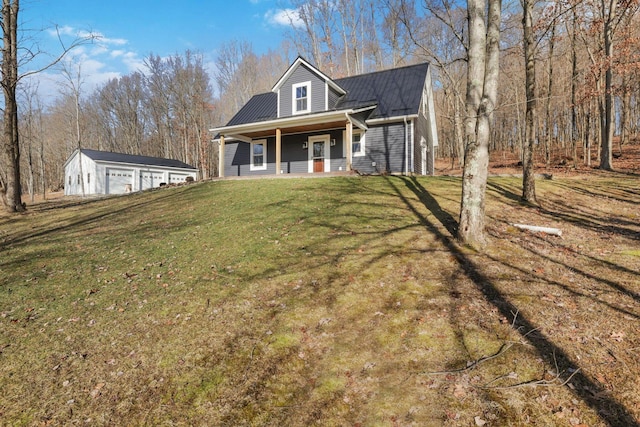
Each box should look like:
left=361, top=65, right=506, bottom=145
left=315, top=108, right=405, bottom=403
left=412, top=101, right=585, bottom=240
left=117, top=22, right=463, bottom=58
left=169, top=173, right=189, bottom=184
left=106, top=168, right=134, bottom=194
left=140, top=171, right=164, bottom=190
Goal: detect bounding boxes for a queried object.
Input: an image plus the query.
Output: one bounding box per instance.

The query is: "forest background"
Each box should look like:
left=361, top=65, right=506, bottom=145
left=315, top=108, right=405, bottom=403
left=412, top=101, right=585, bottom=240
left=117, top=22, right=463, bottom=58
left=4, top=0, right=640, bottom=201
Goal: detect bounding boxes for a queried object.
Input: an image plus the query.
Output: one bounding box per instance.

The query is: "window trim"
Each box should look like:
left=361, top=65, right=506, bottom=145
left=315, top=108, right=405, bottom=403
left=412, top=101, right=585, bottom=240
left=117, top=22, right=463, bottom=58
left=250, top=139, right=267, bottom=171
left=343, top=129, right=366, bottom=158
left=352, top=130, right=365, bottom=157
left=292, top=81, right=311, bottom=115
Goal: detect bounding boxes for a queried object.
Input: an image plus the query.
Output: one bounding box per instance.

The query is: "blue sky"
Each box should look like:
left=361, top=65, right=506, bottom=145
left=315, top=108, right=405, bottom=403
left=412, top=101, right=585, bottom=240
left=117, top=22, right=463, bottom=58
left=22, top=0, right=300, bottom=102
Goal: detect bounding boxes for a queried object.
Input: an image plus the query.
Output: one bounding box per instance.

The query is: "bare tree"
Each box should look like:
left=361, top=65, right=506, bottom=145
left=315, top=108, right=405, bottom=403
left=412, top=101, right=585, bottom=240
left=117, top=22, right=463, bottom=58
left=59, top=58, right=86, bottom=195
left=0, top=0, right=22, bottom=211
left=521, top=0, right=537, bottom=203
left=19, top=81, right=43, bottom=202
left=0, top=0, right=93, bottom=212
left=458, top=0, right=502, bottom=247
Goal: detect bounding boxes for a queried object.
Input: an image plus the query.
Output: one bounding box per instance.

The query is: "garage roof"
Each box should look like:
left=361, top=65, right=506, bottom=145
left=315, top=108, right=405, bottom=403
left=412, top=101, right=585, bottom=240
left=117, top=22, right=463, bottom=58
left=80, top=149, right=197, bottom=170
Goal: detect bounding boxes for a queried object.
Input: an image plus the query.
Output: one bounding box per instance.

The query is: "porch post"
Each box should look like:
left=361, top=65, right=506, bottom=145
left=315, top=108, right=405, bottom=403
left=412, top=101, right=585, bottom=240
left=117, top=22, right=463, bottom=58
left=276, top=128, right=282, bottom=175
left=219, top=135, right=225, bottom=178
left=346, top=120, right=353, bottom=171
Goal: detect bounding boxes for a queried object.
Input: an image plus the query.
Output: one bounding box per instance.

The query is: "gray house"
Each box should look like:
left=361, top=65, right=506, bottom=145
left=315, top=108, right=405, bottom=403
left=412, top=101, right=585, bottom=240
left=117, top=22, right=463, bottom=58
left=211, top=57, right=439, bottom=177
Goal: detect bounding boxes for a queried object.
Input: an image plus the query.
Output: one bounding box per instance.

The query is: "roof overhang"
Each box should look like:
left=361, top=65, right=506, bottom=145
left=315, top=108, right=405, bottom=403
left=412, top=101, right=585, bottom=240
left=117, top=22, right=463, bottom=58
left=92, top=159, right=198, bottom=172
left=210, top=106, right=377, bottom=140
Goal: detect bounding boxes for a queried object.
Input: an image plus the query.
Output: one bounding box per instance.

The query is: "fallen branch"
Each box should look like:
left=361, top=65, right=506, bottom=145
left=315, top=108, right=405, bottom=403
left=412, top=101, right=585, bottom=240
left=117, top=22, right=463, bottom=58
left=420, top=343, right=514, bottom=375
left=512, top=223, right=562, bottom=237
left=479, top=367, right=581, bottom=390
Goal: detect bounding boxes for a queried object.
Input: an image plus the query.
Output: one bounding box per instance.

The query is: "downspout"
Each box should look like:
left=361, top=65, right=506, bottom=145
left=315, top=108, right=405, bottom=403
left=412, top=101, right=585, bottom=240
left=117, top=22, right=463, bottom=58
left=404, top=117, right=409, bottom=175
left=410, top=120, right=415, bottom=174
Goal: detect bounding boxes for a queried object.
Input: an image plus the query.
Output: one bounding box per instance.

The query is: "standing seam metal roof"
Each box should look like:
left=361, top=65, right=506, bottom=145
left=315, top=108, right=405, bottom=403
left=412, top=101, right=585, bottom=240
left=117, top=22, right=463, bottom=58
left=223, top=62, right=429, bottom=127
left=80, top=149, right=197, bottom=169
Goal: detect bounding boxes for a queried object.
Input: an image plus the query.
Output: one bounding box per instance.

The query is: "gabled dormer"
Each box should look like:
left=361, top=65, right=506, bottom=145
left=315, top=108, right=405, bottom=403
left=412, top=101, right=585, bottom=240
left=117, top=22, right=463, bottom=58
left=271, top=57, right=347, bottom=118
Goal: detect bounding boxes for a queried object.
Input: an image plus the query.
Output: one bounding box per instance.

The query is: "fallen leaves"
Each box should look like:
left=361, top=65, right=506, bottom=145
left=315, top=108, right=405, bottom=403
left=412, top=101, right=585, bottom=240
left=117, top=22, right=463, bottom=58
left=610, top=331, right=625, bottom=342
left=474, top=415, right=487, bottom=426
left=90, top=382, right=105, bottom=399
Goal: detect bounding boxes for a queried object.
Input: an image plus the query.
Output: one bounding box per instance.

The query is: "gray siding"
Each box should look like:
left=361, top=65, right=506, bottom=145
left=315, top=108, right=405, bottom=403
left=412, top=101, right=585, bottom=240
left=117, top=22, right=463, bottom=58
left=224, top=129, right=347, bottom=176
left=281, top=135, right=311, bottom=174
left=279, top=64, right=326, bottom=117
left=328, top=86, right=342, bottom=109
left=225, top=140, right=277, bottom=177
left=353, top=122, right=408, bottom=174
left=224, top=123, right=416, bottom=177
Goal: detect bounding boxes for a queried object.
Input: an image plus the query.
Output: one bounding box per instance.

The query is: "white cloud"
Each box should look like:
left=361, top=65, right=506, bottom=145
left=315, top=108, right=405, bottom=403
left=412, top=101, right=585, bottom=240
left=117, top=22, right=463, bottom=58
left=120, top=51, right=145, bottom=72
left=28, top=25, right=146, bottom=104
left=265, top=8, right=304, bottom=28
left=47, top=25, right=127, bottom=46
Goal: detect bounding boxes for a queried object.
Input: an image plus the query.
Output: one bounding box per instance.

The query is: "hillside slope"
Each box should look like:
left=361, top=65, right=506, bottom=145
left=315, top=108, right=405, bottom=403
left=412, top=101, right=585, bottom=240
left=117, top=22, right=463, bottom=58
left=1, top=175, right=639, bottom=426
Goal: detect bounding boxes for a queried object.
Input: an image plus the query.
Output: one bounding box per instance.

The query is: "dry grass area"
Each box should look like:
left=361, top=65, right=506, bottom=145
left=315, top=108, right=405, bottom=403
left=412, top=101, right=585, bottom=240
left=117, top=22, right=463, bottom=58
left=436, top=140, right=640, bottom=177
left=0, top=159, right=639, bottom=425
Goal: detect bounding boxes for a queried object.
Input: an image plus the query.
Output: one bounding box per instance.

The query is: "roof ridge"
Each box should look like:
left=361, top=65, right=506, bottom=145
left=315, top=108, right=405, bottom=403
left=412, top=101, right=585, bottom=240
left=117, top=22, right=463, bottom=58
left=335, top=62, right=428, bottom=81
left=80, top=149, right=197, bottom=169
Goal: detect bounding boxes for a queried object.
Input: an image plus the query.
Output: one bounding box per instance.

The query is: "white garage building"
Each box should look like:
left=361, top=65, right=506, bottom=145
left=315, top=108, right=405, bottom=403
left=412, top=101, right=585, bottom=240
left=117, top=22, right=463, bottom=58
left=64, top=149, right=198, bottom=196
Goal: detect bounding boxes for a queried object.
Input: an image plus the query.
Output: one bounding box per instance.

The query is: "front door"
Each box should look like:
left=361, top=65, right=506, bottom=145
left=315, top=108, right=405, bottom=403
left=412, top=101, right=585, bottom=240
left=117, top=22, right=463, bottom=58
left=313, top=141, right=325, bottom=173
left=308, top=134, right=330, bottom=173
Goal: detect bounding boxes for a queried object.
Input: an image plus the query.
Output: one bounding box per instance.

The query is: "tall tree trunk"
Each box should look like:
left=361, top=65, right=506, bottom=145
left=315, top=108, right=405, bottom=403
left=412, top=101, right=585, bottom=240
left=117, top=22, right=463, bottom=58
left=570, top=7, right=579, bottom=167
left=544, top=23, right=556, bottom=168
left=522, top=0, right=537, bottom=204
left=458, top=0, right=502, bottom=248
left=619, top=77, right=630, bottom=155
left=600, top=0, right=616, bottom=170
left=0, top=0, right=24, bottom=212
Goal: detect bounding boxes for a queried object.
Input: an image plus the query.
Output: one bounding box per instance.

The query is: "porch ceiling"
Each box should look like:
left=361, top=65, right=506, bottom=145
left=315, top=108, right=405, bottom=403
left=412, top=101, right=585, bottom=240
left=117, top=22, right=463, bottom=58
left=238, top=120, right=347, bottom=139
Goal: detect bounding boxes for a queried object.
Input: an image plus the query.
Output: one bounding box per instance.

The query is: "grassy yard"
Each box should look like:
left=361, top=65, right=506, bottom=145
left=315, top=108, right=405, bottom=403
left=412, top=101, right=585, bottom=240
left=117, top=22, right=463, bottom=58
left=1, top=174, right=639, bottom=426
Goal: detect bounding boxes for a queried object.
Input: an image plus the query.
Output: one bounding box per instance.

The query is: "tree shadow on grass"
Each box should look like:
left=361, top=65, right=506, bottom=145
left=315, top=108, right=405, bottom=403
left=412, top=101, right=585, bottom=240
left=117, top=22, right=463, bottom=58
left=487, top=180, right=640, bottom=241
left=397, top=176, right=639, bottom=427
left=0, top=189, right=188, bottom=252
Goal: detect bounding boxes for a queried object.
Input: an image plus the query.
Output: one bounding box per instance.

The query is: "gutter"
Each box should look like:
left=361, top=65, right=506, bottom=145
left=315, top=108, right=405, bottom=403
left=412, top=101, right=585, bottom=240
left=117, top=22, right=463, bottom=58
left=95, top=160, right=198, bottom=172
left=366, top=114, right=419, bottom=126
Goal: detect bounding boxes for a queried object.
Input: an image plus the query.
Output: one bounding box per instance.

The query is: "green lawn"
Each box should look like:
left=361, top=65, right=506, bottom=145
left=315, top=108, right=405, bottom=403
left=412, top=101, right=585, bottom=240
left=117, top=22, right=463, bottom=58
left=1, top=175, right=639, bottom=426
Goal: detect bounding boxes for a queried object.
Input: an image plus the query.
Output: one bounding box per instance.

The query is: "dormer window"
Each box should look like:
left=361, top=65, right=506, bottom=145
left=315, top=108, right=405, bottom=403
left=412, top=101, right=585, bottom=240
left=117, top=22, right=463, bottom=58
left=293, top=82, right=310, bottom=114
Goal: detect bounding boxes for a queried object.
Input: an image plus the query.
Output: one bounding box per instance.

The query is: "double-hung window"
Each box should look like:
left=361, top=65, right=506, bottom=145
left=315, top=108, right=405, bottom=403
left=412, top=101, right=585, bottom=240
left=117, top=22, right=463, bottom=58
left=292, top=82, right=310, bottom=114
left=352, top=130, right=365, bottom=157
left=250, top=140, right=267, bottom=171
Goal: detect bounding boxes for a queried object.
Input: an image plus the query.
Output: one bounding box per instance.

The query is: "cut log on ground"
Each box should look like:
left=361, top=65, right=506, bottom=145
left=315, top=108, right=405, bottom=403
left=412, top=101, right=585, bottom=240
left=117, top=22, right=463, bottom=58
left=512, top=223, right=563, bottom=236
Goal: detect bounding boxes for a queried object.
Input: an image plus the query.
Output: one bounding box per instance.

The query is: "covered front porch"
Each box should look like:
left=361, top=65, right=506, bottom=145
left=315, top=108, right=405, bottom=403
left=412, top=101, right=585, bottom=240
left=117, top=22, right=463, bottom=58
left=212, top=107, right=372, bottom=178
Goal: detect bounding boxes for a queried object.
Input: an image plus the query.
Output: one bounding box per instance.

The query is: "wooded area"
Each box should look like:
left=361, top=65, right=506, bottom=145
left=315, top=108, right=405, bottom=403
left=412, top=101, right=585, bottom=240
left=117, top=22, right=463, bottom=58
left=1, top=0, right=640, bottom=213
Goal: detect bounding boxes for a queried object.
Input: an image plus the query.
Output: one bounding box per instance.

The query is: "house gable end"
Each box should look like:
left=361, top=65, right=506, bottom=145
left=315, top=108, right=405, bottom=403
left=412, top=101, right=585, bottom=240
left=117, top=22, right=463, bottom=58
left=272, top=57, right=346, bottom=118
